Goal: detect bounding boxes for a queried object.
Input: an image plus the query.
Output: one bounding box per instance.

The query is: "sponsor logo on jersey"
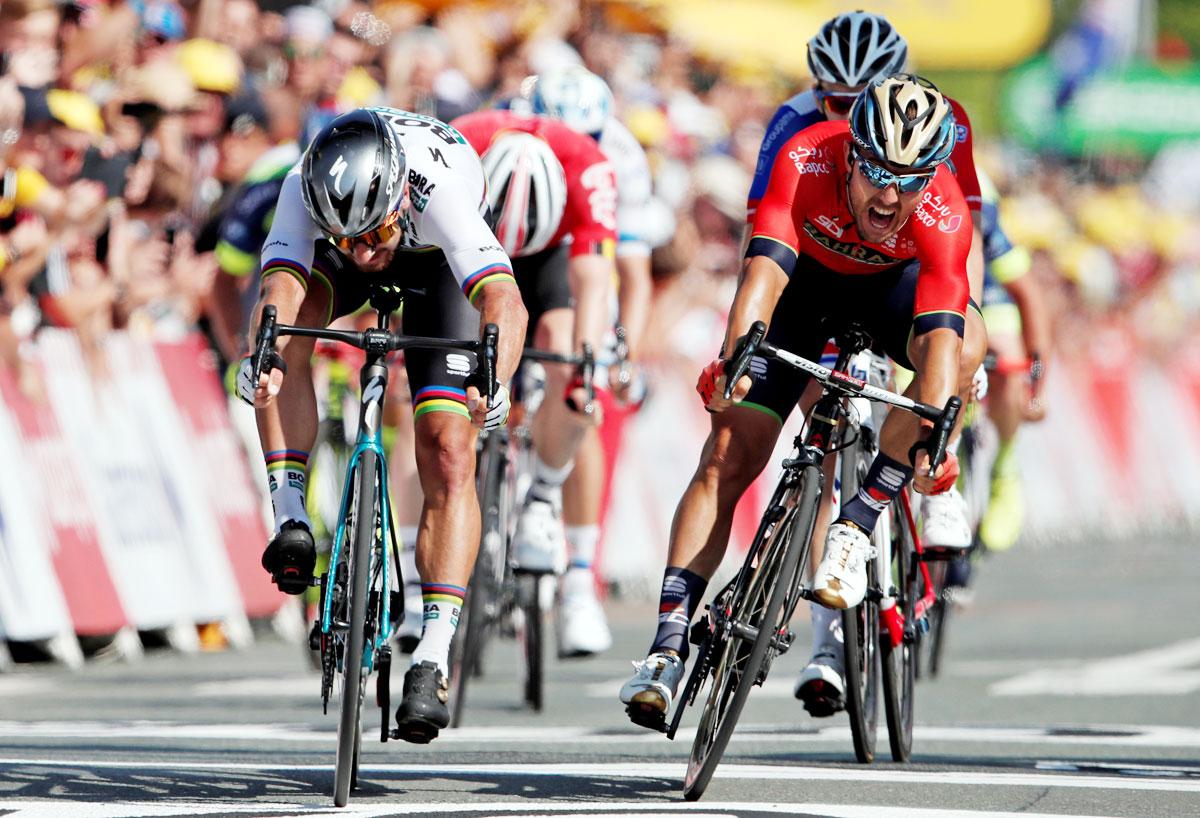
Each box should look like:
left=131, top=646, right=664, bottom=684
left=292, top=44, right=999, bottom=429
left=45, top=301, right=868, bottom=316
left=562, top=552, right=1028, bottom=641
left=803, top=220, right=902, bottom=266
left=408, top=169, right=437, bottom=212
left=788, top=147, right=831, bottom=175
left=914, top=190, right=957, bottom=230
left=815, top=214, right=844, bottom=238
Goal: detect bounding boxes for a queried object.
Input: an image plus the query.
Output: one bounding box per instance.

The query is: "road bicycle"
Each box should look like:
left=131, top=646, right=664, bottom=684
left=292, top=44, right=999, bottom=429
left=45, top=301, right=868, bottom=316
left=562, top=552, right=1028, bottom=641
left=655, top=320, right=959, bottom=800
left=449, top=342, right=602, bottom=725
left=251, top=289, right=498, bottom=807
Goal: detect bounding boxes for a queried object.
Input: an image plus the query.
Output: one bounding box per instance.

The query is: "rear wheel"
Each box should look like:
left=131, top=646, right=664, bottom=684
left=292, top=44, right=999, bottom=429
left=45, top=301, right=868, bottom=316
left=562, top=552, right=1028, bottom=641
left=334, top=450, right=377, bottom=807
left=518, top=573, right=544, bottom=710
left=683, top=467, right=820, bottom=801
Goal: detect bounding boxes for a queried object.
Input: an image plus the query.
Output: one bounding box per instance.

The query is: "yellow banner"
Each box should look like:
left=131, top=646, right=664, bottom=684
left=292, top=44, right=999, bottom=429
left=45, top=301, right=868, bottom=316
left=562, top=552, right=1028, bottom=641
left=631, top=0, right=1051, bottom=75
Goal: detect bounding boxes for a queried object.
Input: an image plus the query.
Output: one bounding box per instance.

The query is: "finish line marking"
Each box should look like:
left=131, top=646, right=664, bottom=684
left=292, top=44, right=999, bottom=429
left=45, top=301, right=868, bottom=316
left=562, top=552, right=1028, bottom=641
left=0, top=758, right=1198, bottom=794
left=990, top=637, right=1200, bottom=696
left=3, top=721, right=1200, bottom=748
left=0, top=801, right=1130, bottom=818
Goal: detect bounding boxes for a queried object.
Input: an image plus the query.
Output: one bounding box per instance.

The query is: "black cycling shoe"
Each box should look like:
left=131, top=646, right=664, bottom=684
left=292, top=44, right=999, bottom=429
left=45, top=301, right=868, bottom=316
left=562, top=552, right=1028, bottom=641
left=261, top=521, right=316, bottom=595
left=394, top=660, right=450, bottom=744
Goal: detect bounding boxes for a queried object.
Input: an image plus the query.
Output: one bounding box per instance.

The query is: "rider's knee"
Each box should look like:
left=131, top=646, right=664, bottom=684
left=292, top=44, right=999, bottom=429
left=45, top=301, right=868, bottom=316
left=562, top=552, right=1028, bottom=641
left=416, top=419, right=475, bottom=490
left=700, top=423, right=772, bottom=494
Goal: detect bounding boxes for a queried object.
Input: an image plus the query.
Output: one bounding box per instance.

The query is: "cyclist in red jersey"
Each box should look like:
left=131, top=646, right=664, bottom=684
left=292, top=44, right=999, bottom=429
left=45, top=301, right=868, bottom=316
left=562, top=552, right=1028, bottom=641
left=452, top=109, right=618, bottom=578
left=620, top=75, right=987, bottom=729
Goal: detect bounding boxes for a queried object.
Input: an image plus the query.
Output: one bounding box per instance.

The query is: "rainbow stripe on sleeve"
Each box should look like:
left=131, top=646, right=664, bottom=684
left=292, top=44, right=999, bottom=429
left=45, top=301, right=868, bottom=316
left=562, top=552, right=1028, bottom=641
left=261, top=258, right=309, bottom=290
left=461, top=262, right=516, bottom=305
left=412, top=385, right=471, bottom=421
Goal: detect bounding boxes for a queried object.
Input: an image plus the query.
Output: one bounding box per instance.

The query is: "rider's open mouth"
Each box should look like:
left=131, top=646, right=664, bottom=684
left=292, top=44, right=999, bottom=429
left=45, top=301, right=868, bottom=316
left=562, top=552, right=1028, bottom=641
left=867, top=206, right=895, bottom=231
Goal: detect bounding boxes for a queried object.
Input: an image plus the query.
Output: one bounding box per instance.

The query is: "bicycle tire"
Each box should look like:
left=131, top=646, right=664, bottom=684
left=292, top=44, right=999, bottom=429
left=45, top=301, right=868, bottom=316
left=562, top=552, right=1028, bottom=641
left=334, top=449, right=377, bottom=807
left=683, top=466, right=820, bottom=801
left=839, top=436, right=879, bottom=765
left=519, top=572, right=543, bottom=711
left=449, top=434, right=505, bottom=727
left=305, top=420, right=351, bottom=671
left=928, top=564, right=950, bottom=678
left=880, top=503, right=915, bottom=762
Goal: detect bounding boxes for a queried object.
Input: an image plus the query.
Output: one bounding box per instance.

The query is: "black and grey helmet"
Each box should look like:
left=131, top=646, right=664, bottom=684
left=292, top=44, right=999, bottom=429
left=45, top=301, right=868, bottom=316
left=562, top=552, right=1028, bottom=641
left=300, top=109, right=406, bottom=238
left=806, top=11, right=908, bottom=88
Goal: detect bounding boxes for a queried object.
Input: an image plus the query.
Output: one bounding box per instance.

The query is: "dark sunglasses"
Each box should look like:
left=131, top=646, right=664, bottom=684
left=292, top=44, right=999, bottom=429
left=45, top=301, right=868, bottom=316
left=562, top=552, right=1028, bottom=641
left=327, top=209, right=402, bottom=251
left=852, top=149, right=936, bottom=194
left=816, top=86, right=859, bottom=117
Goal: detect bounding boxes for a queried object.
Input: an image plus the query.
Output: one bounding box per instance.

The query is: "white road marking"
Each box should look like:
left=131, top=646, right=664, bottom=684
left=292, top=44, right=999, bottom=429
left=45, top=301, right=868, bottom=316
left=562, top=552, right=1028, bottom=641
left=3, top=721, right=1200, bottom=748
left=0, top=677, right=50, bottom=697
left=0, top=801, right=1130, bottom=818
left=190, top=675, right=317, bottom=697
left=1, top=758, right=1198, bottom=794
left=991, top=637, right=1200, bottom=696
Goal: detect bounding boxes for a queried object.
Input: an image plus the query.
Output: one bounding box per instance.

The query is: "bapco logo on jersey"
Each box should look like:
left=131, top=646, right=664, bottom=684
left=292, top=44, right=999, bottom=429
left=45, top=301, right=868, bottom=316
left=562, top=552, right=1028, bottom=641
left=789, top=147, right=830, bottom=175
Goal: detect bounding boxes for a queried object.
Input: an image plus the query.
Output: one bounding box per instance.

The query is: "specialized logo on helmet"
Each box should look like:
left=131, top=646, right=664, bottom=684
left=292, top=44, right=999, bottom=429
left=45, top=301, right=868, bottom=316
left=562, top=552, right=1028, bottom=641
left=329, top=154, right=349, bottom=195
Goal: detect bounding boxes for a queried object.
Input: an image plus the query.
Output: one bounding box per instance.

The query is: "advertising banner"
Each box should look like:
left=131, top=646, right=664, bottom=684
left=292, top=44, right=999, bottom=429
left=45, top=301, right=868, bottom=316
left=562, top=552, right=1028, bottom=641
left=1004, top=56, right=1200, bottom=156
left=0, top=367, right=126, bottom=637
left=0, top=383, right=76, bottom=645
left=154, top=336, right=284, bottom=619
left=104, top=334, right=249, bottom=635
left=36, top=331, right=197, bottom=632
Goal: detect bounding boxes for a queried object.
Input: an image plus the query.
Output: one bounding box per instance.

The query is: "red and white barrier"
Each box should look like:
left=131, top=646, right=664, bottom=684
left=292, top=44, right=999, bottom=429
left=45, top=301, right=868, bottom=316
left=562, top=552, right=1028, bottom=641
left=0, top=330, right=284, bottom=655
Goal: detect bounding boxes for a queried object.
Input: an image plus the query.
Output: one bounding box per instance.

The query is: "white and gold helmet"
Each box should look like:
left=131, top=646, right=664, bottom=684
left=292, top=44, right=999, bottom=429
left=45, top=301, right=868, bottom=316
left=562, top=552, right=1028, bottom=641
left=849, top=74, right=956, bottom=170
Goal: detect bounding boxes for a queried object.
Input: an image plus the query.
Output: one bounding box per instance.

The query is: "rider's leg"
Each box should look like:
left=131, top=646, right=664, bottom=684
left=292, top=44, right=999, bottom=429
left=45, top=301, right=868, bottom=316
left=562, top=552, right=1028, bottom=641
left=559, top=425, right=611, bottom=656
left=515, top=307, right=595, bottom=572
left=256, top=276, right=332, bottom=592
left=979, top=311, right=1027, bottom=552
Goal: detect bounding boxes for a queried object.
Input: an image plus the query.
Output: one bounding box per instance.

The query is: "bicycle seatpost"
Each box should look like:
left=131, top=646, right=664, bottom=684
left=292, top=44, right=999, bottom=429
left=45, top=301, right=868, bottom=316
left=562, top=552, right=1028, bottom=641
left=723, top=321, right=766, bottom=400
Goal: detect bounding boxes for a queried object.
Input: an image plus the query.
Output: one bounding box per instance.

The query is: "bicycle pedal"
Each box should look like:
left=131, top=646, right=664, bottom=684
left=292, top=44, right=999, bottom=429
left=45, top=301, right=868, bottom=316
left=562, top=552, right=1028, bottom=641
left=625, top=702, right=668, bottom=733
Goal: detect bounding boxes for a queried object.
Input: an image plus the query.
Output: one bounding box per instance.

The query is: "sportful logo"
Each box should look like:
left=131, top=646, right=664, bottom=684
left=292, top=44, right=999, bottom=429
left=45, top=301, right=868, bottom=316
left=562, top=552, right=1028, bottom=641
left=445, top=353, right=472, bottom=376
left=329, top=155, right=349, bottom=195
left=803, top=221, right=902, bottom=266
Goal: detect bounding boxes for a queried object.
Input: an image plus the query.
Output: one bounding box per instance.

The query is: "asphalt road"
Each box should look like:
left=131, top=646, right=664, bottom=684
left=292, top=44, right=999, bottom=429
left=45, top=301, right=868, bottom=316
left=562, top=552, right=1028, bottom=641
left=1, top=535, right=1199, bottom=817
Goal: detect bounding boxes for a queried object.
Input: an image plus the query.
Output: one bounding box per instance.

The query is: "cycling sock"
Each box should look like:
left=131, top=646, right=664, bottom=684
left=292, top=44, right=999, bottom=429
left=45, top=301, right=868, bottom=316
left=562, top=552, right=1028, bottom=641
left=649, top=567, right=708, bottom=661
left=992, top=438, right=1018, bottom=480
left=565, top=524, right=600, bottom=572
left=809, top=602, right=843, bottom=657
left=527, top=456, right=573, bottom=508
left=265, top=449, right=309, bottom=534
left=838, top=451, right=913, bottom=534
left=411, top=582, right=465, bottom=676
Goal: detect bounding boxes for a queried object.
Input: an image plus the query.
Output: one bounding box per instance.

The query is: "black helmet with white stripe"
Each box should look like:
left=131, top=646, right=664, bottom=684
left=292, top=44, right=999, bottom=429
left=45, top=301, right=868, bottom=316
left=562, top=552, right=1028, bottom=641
left=806, top=11, right=908, bottom=88
left=300, top=109, right=406, bottom=239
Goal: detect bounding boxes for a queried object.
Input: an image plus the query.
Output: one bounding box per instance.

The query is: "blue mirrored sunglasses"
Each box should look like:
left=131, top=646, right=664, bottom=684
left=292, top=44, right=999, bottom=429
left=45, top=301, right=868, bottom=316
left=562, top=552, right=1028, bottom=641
left=854, top=150, right=936, bottom=194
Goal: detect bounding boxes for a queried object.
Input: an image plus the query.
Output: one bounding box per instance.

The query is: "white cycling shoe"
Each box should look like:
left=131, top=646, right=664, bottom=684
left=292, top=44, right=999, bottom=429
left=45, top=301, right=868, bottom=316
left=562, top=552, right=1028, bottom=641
left=557, top=571, right=612, bottom=657
left=794, top=650, right=846, bottom=717
left=512, top=499, right=565, bottom=574
left=620, top=651, right=684, bottom=730
left=813, top=522, right=874, bottom=610
left=920, top=486, right=973, bottom=553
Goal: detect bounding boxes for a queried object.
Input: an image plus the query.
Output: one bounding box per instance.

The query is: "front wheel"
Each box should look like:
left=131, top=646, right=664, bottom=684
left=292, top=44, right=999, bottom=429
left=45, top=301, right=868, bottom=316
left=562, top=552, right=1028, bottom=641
left=334, top=449, right=377, bottom=807
left=683, top=466, right=820, bottom=801
left=880, top=504, right=916, bottom=762
left=518, top=573, right=544, bottom=711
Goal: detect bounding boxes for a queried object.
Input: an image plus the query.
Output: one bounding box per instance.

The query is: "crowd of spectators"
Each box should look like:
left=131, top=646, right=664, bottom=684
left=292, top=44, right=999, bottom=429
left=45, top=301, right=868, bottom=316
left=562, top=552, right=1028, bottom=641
left=0, top=0, right=1196, bottom=401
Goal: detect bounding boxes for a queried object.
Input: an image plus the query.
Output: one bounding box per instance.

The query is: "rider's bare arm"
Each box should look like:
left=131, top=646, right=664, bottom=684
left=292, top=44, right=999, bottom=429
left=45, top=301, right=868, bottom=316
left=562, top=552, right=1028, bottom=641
left=472, top=278, right=526, bottom=385
left=568, top=252, right=613, bottom=355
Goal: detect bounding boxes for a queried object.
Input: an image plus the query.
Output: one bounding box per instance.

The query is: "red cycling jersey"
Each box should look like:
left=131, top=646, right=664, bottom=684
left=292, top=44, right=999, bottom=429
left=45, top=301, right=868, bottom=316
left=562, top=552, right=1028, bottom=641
left=946, top=97, right=980, bottom=212
left=748, top=120, right=971, bottom=336
left=452, top=109, right=618, bottom=259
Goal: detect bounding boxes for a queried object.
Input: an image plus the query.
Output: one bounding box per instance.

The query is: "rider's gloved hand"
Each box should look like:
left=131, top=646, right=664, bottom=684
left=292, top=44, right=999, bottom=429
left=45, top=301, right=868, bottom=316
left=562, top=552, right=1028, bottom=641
left=468, top=382, right=510, bottom=430
left=237, top=352, right=287, bottom=407
left=912, top=449, right=959, bottom=495
left=697, top=358, right=751, bottom=413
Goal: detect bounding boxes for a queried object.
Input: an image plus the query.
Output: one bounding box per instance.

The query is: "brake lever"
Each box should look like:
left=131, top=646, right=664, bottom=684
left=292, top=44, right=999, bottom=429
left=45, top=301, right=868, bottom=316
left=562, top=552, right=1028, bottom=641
left=581, top=342, right=596, bottom=415
left=252, top=304, right=279, bottom=384
left=926, top=395, right=962, bottom=478
left=482, top=323, right=499, bottom=407
left=723, top=321, right=766, bottom=401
